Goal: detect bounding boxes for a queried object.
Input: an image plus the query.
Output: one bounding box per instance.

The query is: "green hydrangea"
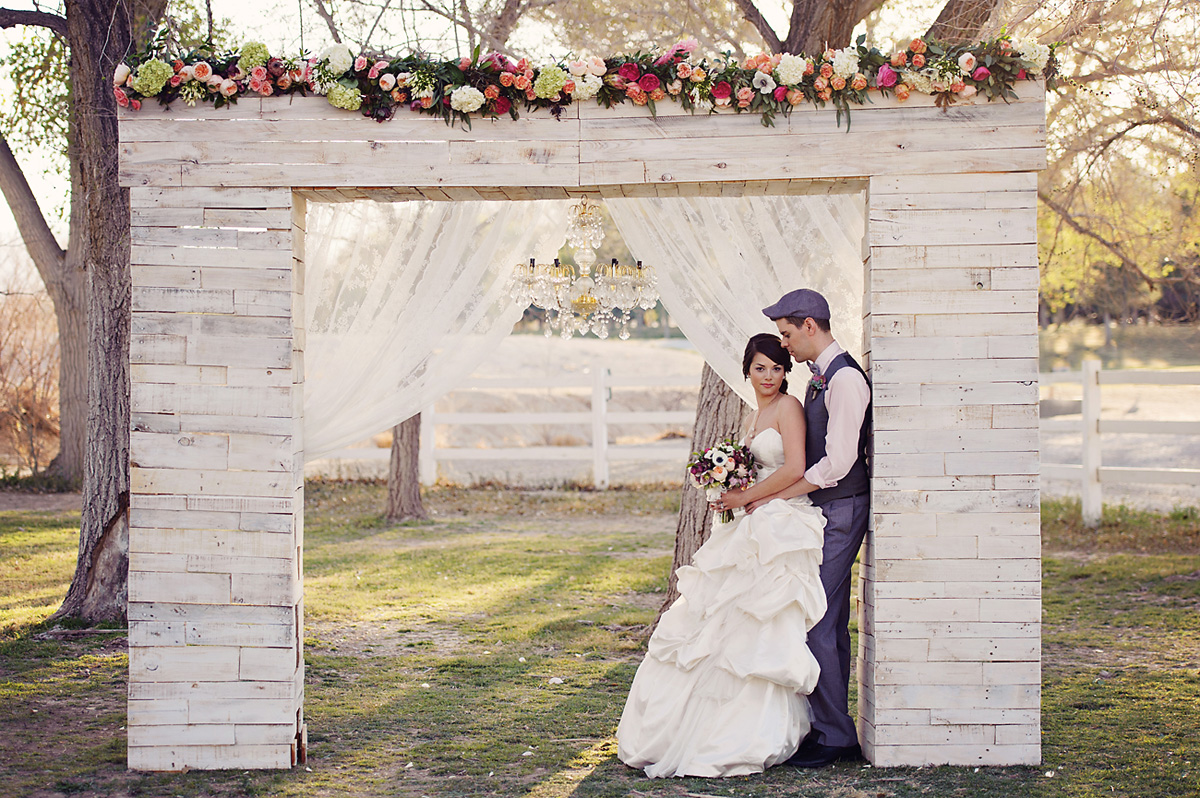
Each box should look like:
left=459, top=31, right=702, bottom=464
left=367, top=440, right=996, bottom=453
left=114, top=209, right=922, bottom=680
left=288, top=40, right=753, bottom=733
left=130, top=59, right=174, bottom=96
left=533, top=64, right=568, bottom=99
left=238, top=41, right=271, bottom=72
left=326, top=83, right=363, bottom=111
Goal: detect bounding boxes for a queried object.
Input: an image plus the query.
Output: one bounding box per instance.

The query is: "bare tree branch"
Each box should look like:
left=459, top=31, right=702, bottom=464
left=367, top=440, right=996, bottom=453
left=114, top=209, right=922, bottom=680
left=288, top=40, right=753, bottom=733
left=312, top=0, right=343, bottom=43
left=0, top=134, right=65, bottom=291
left=1038, top=189, right=1157, bottom=290
left=730, top=0, right=781, bottom=53
left=0, top=7, right=68, bottom=38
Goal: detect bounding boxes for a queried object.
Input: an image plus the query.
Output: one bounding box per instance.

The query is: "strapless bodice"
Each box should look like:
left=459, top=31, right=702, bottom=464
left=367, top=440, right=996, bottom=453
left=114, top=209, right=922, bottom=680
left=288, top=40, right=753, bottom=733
left=748, top=427, right=786, bottom=477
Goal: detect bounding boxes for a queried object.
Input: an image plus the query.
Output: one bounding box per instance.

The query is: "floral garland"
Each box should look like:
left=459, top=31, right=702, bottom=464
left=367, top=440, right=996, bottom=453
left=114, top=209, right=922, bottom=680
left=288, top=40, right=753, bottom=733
left=116, top=33, right=1058, bottom=128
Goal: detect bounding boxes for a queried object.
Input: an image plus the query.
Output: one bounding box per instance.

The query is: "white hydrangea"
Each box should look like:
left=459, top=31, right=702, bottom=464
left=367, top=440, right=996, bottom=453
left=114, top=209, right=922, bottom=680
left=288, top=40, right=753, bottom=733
left=319, top=43, right=354, bottom=75
left=775, top=53, right=806, bottom=85
left=449, top=85, right=485, bottom=113
left=901, top=68, right=936, bottom=94
left=571, top=73, right=602, bottom=101
left=831, top=47, right=860, bottom=80
left=1016, top=39, right=1051, bottom=73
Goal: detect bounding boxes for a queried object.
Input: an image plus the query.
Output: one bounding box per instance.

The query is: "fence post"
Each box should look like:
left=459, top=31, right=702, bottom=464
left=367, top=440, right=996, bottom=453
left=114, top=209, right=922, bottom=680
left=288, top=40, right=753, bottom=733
left=419, top=405, right=437, bottom=486
left=1081, top=359, right=1102, bottom=527
left=592, top=362, right=610, bottom=489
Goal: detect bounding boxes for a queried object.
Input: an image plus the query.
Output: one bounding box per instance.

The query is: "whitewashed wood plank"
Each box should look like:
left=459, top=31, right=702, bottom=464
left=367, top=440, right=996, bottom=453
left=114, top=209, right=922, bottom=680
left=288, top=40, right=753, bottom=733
left=128, top=724, right=238, bottom=747
left=872, top=357, right=1038, bottom=383
left=235, top=724, right=299, bottom=745
left=944, top=451, right=1039, bottom=475
left=127, top=743, right=293, bottom=770
left=231, top=573, right=296, bottom=605
left=870, top=742, right=1039, bottom=767
left=132, top=467, right=294, bottom=498
left=911, top=312, right=1038, bottom=338
left=225, top=368, right=293, bottom=388
left=979, top=598, right=1041, bottom=622
left=186, top=336, right=291, bottom=369
left=878, top=558, right=1040, bottom=582
left=127, top=698, right=190, bottom=725
left=240, top=646, right=299, bottom=681
left=869, top=244, right=1037, bottom=270
left=918, top=382, right=1039, bottom=406
left=133, top=312, right=291, bottom=338
left=128, top=620, right=187, bottom=646
left=202, top=209, right=294, bottom=228
left=129, top=571, right=231, bottom=603
left=870, top=171, right=1038, bottom=196
left=227, top=433, right=293, bottom=472
left=871, top=268, right=992, bottom=292
left=132, top=384, right=292, bottom=417
left=132, top=264, right=202, bottom=289
left=871, top=452, right=944, bottom=475
left=178, top=413, right=294, bottom=437
left=199, top=266, right=291, bottom=292
left=129, top=601, right=294, bottom=624
left=133, top=287, right=235, bottom=314
left=873, top=405, right=994, bottom=430
left=130, top=334, right=187, bottom=365
left=934, top=512, right=1040, bottom=536
left=186, top=622, right=295, bottom=647
left=177, top=160, right=581, bottom=188
left=132, top=244, right=293, bottom=269
left=875, top=428, right=1038, bottom=454
left=131, top=186, right=294, bottom=208
left=987, top=335, right=1038, bottom=358
left=131, top=431, right=229, bottom=470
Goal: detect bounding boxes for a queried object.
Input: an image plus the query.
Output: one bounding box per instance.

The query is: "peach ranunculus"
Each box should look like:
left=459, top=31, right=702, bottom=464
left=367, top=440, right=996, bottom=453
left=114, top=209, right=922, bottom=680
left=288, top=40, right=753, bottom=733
left=890, top=51, right=907, bottom=68
left=483, top=83, right=500, bottom=100
left=379, top=73, right=396, bottom=91
left=894, top=83, right=910, bottom=101
left=742, top=55, right=757, bottom=69
left=786, top=87, right=804, bottom=105
left=830, top=75, right=846, bottom=91
left=909, top=38, right=927, bottom=54
left=819, top=62, right=834, bottom=79
left=192, top=61, right=213, bottom=81
left=911, top=53, right=926, bottom=69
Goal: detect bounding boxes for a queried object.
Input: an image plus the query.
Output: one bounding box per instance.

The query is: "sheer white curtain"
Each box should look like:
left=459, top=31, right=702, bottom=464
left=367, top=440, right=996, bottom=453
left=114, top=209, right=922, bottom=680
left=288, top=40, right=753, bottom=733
left=303, top=200, right=568, bottom=459
left=607, top=194, right=866, bottom=403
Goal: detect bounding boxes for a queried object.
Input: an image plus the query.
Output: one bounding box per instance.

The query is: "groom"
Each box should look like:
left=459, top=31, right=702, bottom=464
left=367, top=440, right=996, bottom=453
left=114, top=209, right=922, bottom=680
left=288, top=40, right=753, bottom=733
left=761, top=288, right=871, bottom=768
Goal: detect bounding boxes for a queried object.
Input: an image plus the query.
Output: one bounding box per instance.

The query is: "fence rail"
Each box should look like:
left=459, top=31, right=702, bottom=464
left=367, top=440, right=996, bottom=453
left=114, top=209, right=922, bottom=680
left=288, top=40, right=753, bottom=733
left=1040, top=360, right=1200, bottom=525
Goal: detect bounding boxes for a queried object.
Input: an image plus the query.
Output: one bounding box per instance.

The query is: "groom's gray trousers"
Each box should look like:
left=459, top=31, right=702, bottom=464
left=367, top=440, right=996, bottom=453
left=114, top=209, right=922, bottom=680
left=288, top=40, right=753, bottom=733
left=808, top=492, right=870, bottom=749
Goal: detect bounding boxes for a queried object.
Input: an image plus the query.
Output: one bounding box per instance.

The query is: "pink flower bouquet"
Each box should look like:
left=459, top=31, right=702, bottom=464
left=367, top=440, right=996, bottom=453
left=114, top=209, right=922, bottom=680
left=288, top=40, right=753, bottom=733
left=687, top=439, right=757, bottom=523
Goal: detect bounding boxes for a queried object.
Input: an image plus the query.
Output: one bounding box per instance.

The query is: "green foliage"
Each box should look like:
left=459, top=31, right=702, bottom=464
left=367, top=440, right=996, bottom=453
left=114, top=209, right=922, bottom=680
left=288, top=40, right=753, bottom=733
left=0, top=30, right=70, bottom=178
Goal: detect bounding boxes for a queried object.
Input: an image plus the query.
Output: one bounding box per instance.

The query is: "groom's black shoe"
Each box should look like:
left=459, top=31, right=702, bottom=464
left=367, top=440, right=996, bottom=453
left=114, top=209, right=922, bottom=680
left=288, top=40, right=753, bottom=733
left=784, top=742, right=863, bottom=768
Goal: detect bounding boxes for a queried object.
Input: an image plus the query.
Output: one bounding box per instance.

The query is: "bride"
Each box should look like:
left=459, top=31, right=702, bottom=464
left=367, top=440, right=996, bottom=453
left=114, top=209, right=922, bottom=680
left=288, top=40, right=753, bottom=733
left=617, top=333, right=828, bottom=778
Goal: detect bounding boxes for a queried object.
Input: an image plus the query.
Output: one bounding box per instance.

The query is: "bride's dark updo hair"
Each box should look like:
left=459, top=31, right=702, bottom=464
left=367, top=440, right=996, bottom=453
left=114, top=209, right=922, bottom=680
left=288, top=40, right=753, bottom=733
left=742, top=333, right=792, bottom=394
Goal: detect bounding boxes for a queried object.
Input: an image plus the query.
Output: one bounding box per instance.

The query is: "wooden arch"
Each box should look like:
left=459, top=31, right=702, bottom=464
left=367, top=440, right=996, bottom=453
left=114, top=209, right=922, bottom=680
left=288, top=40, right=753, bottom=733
left=119, top=87, right=1045, bottom=770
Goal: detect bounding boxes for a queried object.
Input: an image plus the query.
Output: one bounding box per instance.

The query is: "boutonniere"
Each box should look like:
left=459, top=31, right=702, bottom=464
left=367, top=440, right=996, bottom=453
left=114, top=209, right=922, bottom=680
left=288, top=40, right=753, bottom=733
left=808, top=374, right=827, bottom=393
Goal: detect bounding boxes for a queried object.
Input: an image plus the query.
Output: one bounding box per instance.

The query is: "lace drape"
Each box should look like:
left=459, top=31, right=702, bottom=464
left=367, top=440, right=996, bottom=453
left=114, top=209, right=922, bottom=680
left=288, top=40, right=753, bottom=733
left=302, top=200, right=568, bottom=459
left=607, top=194, right=866, bottom=403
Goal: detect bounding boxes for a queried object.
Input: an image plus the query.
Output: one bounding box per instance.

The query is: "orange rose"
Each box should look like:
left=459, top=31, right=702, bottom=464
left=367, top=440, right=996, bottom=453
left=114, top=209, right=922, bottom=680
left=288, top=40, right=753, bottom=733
left=831, top=75, right=846, bottom=91
left=911, top=53, right=926, bottom=69
left=895, top=83, right=910, bottom=101
left=484, top=84, right=500, bottom=99
left=851, top=73, right=868, bottom=91
left=498, top=71, right=514, bottom=87
left=890, top=52, right=907, bottom=68
left=910, top=38, right=927, bottom=54
left=819, top=62, right=834, bottom=79
left=785, top=88, right=804, bottom=105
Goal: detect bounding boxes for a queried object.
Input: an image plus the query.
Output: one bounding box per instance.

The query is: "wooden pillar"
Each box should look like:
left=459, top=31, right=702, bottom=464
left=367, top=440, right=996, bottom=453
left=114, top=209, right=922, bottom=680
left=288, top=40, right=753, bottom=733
left=126, top=186, right=306, bottom=770
left=859, top=171, right=1042, bottom=766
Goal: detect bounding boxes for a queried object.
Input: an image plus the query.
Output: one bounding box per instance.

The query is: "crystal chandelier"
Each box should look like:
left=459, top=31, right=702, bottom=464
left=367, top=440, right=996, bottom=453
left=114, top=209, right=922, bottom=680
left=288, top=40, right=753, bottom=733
left=508, top=199, right=659, bottom=340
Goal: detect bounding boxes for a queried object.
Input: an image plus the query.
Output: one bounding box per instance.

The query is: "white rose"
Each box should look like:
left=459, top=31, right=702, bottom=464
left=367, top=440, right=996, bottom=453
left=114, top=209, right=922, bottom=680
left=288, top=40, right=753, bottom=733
left=958, top=52, right=978, bottom=75
left=567, top=59, right=588, bottom=77
left=449, top=85, right=485, bottom=113
left=379, top=73, right=396, bottom=91
left=180, top=65, right=194, bottom=81
left=220, top=78, right=238, bottom=97
left=113, top=63, right=131, bottom=86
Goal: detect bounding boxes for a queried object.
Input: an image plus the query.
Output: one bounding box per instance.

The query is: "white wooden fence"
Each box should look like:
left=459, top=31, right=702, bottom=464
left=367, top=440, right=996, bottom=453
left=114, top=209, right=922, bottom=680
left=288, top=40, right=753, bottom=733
left=320, top=365, right=698, bottom=489
left=1040, top=359, right=1200, bottom=526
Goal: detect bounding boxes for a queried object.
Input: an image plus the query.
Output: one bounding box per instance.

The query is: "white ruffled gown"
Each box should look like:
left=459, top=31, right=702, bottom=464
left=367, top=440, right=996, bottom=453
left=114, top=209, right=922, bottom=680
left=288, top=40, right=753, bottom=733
left=617, top=428, right=828, bottom=778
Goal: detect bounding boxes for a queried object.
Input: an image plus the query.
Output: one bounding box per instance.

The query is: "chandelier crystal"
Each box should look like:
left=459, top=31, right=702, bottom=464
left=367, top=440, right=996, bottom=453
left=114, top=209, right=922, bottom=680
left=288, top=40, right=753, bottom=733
left=508, top=198, right=659, bottom=340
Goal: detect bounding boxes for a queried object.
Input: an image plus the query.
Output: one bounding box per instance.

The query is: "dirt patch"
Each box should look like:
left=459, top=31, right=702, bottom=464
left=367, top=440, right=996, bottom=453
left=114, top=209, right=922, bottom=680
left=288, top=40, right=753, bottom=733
left=0, top=491, right=80, bottom=513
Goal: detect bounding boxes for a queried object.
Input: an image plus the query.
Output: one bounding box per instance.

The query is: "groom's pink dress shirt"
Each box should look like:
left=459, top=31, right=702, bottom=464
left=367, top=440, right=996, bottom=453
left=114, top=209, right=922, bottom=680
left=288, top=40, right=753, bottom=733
left=803, top=342, right=871, bottom=490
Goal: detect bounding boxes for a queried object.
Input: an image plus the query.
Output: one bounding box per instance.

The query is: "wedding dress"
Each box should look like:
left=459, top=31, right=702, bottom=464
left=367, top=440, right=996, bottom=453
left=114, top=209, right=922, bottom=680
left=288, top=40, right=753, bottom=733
left=617, top=428, right=829, bottom=778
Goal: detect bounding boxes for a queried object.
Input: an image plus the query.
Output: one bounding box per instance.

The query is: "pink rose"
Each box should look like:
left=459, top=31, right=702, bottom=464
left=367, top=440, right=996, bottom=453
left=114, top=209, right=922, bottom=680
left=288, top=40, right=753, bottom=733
left=1017, top=68, right=1027, bottom=80
left=251, top=65, right=268, bottom=82
left=710, top=81, right=732, bottom=99
left=911, top=53, right=926, bottom=69
left=813, top=76, right=828, bottom=91
left=617, top=62, right=641, bottom=82
left=354, top=56, right=368, bottom=72
left=525, top=88, right=537, bottom=101
left=369, top=60, right=388, bottom=79
left=773, top=85, right=788, bottom=101
left=876, top=64, right=898, bottom=88
left=736, top=86, right=754, bottom=107
left=803, top=59, right=814, bottom=76
left=494, top=96, right=511, bottom=114
left=130, top=98, right=141, bottom=110
left=638, top=73, right=660, bottom=93
left=257, top=81, right=273, bottom=96
left=114, top=86, right=130, bottom=107
left=248, top=78, right=264, bottom=92
left=972, top=66, right=991, bottom=81
left=169, top=74, right=183, bottom=87
left=459, top=56, right=472, bottom=71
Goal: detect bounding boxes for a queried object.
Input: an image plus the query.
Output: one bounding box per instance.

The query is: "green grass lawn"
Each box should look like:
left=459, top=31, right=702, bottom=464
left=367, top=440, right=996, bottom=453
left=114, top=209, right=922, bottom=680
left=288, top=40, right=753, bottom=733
left=1, top=485, right=1198, bottom=797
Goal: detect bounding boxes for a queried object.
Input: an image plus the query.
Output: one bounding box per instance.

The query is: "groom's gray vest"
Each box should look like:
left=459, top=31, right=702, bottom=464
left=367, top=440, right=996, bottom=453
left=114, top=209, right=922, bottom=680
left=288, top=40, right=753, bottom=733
left=804, top=352, right=871, bottom=507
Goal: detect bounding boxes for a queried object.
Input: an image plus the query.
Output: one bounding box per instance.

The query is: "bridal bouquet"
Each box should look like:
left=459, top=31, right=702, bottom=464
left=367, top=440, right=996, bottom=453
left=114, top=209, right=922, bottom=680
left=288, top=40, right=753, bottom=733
left=687, top=439, right=756, bottom=523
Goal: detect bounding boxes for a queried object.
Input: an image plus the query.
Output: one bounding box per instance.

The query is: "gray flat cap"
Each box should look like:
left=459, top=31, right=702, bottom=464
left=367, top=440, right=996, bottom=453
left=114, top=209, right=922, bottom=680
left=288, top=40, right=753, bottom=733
left=762, top=289, right=831, bottom=321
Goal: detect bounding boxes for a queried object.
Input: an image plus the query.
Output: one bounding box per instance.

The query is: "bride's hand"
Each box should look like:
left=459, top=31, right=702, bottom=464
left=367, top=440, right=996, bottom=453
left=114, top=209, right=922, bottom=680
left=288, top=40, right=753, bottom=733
left=716, top=489, right=749, bottom=512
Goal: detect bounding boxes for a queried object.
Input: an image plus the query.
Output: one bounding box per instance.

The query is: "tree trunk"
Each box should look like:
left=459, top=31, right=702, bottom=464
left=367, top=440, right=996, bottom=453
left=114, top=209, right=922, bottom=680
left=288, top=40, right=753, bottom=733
left=52, top=0, right=167, bottom=622
left=386, top=414, right=427, bottom=523
left=655, top=363, right=747, bottom=625
left=925, top=0, right=1000, bottom=44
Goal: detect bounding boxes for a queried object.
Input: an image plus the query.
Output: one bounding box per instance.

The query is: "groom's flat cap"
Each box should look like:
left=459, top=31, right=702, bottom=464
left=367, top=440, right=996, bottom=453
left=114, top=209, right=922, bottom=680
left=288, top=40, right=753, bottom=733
left=762, top=289, right=831, bottom=321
